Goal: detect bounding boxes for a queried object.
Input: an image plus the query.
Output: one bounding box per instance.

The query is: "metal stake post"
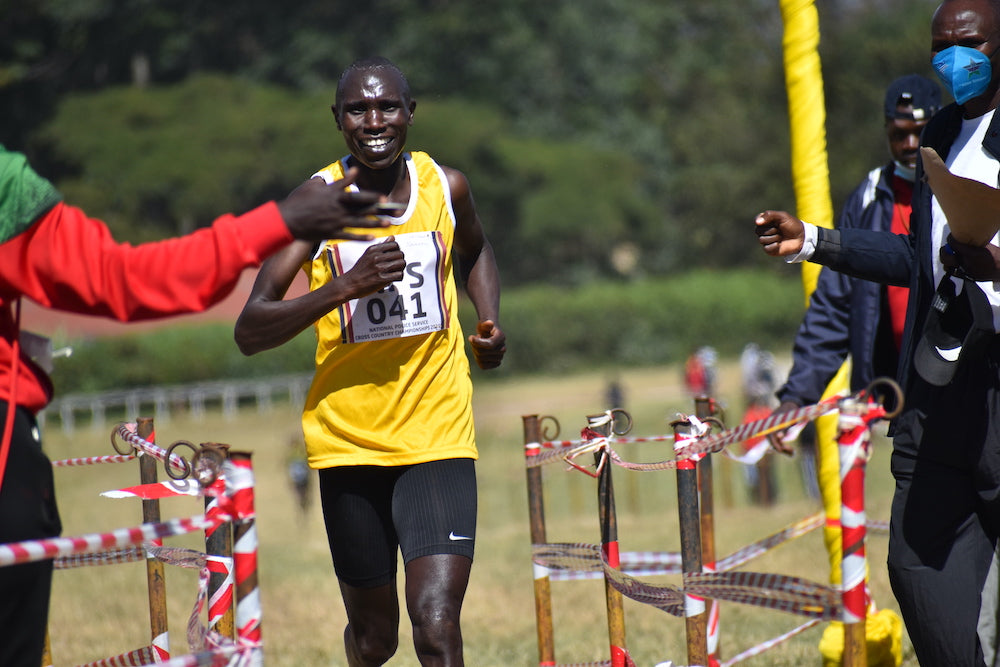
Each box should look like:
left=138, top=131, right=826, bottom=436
left=672, top=417, right=708, bottom=667
left=587, top=414, right=629, bottom=667
left=136, top=417, right=169, bottom=659
left=695, top=396, right=720, bottom=664
left=522, top=414, right=556, bottom=666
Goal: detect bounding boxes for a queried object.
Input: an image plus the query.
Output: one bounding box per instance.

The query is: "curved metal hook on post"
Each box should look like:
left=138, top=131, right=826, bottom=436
left=669, top=414, right=724, bottom=437
left=163, top=441, right=227, bottom=486
left=609, top=408, right=633, bottom=436
left=539, top=415, right=561, bottom=442
left=857, top=376, right=905, bottom=420
left=110, top=422, right=194, bottom=480
left=163, top=440, right=196, bottom=481
left=700, top=415, right=726, bottom=435
left=110, top=422, right=135, bottom=456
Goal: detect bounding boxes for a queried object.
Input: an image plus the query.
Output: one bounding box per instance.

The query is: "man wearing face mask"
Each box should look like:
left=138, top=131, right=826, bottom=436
left=770, top=75, right=940, bottom=449
left=763, top=75, right=938, bottom=667
left=754, top=1, right=1000, bottom=664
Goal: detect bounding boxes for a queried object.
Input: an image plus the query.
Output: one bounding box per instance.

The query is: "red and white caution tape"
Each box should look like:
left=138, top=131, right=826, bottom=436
left=51, top=454, right=136, bottom=468
left=0, top=514, right=218, bottom=568
left=838, top=405, right=877, bottom=625
left=76, top=645, right=158, bottom=667
left=101, top=477, right=214, bottom=500
left=227, top=456, right=261, bottom=650
left=113, top=422, right=189, bottom=477
left=207, top=554, right=234, bottom=631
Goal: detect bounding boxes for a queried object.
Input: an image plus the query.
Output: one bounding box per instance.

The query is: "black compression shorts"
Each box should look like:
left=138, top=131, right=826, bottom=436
left=318, top=458, right=477, bottom=588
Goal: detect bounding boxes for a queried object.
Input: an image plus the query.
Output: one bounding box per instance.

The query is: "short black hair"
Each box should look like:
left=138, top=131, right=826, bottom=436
left=334, top=57, right=411, bottom=114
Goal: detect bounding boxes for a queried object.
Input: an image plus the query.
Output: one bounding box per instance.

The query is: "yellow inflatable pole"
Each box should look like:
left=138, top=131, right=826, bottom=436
left=779, top=0, right=833, bottom=284
left=779, top=1, right=901, bottom=665
left=778, top=0, right=842, bottom=592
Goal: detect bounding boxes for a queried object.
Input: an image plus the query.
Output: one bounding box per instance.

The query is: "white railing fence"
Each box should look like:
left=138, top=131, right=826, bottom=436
left=40, top=373, right=313, bottom=433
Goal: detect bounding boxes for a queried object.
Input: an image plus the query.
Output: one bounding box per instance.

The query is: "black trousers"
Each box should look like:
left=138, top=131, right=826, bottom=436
left=0, top=403, right=60, bottom=667
left=888, top=347, right=1000, bottom=667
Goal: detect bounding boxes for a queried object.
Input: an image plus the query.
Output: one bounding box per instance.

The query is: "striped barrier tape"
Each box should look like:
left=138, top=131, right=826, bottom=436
left=0, top=477, right=252, bottom=568
left=683, top=570, right=840, bottom=620
left=525, top=383, right=900, bottom=666
left=838, top=405, right=876, bottom=625
left=611, top=395, right=847, bottom=473
left=37, top=432, right=262, bottom=667
left=535, top=539, right=843, bottom=620
left=113, top=422, right=189, bottom=477
left=51, top=454, right=136, bottom=467
left=227, top=455, right=262, bottom=648
left=704, top=562, right=720, bottom=663
left=533, top=512, right=827, bottom=581
left=0, top=514, right=217, bottom=568
left=573, top=513, right=883, bottom=584
left=714, top=512, right=825, bottom=573
left=718, top=619, right=822, bottom=667
left=77, top=645, right=157, bottom=667
left=64, top=518, right=257, bottom=665
left=207, top=554, right=235, bottom=630
left=532, top=543, right=679, bottom=581
left=93, top=644, right=258, bottom=667
left=101, top=477, right=217, bottom=500
left=55, top=544, right=206, bottom=571
left=526, top=393, right=848, bottom=472
left=524, top=434, right=675, bottom=467
left=147, top=545, right=208, bottom=570
left=54, top=546, right=145, bottom=569
left=151, top=632, right=170, bottom=663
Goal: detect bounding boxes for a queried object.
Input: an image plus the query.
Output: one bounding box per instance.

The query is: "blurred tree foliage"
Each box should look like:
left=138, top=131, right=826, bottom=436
left=2, top=0, right=941, bottom=285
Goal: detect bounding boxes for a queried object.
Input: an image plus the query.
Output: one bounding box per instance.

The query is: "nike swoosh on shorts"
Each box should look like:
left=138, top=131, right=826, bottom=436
left=935, top=345, right=962, bottom=362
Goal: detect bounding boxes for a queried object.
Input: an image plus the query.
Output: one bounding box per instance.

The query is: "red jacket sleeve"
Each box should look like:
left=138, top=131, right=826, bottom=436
left=0, top=201, right=293, bottom=321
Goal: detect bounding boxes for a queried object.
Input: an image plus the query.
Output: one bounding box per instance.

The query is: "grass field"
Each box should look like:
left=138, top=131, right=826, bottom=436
left=42, top=361, right=915, bottom=666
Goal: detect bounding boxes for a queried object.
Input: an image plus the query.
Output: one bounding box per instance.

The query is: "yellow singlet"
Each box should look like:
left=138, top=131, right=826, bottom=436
left=302, top=152, right=477, bottom=468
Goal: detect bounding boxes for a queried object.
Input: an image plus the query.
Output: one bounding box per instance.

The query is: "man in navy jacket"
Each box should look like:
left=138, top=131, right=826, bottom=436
left=766, top=74, right=939, bottom=666
left=771, top=75, right=940, bottom=439
left=755, top=3, right=1000, bottom=663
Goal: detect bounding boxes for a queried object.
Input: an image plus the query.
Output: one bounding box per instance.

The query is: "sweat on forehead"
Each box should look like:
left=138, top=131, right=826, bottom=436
left=335, top=57, right=411, bottom=109
left=936, top=0, right=1000, bottom=21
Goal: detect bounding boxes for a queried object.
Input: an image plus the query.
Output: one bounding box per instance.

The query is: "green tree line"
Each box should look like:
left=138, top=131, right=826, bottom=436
left=2, top=0, right=941, bottom=286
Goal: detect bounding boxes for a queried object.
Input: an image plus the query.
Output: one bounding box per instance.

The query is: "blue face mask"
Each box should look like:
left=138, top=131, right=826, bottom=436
left=933, top=45, right=993, bottom=105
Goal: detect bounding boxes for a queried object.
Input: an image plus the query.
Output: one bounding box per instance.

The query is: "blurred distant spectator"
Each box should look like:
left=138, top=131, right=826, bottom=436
left=684, top=346, right=718, bottom=397
left=605, top=376, right=625, bottom=410
left=286, top=435, right=312, bottom=519
left=740, top=343, right=779, bottom=505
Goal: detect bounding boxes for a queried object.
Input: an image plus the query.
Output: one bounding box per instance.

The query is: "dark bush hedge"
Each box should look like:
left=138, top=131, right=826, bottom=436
left=50, top=269, right=805, bottom=393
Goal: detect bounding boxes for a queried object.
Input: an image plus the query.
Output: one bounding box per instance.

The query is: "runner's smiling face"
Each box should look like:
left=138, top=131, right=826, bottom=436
left=334, top=68, right=415, bottom=171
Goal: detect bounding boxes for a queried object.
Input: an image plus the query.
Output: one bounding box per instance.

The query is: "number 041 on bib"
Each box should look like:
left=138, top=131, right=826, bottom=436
left=327, top=231, right=450, bottom=344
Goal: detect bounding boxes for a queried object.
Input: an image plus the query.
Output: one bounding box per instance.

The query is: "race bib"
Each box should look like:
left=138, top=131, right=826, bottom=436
left=328, top=231, right=450, bottom=344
